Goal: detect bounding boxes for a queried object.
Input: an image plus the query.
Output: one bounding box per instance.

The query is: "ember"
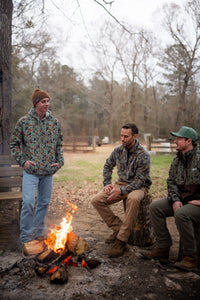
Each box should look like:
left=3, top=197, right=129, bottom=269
left=82, top=259, right=87, bottom=268
left=62, top=255, right=78, bottom=267
left=48, top=266, right=58, bottom=275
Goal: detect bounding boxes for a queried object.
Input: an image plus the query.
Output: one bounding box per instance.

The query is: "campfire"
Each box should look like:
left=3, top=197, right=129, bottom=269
left=45, top=202, right=78, bottom=253
left=31, top=201, right=100, bottom=284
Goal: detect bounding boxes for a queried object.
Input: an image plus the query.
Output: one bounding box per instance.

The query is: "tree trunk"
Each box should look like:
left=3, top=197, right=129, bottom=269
left=123, top=194, right=154, bottom=247
left=0, top=0, right=13, bottom=154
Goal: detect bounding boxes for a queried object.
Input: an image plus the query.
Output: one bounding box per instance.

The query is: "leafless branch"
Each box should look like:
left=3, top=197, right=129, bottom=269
left=93, top=0, right=133, bottom=35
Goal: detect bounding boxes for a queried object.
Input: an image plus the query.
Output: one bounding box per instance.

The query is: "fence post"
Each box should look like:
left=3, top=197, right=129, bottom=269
left=92, top=136, right=96, bottom=152
left=73, top=137, right=76, bottom=152
left=146, top=135, right=152, bottom=151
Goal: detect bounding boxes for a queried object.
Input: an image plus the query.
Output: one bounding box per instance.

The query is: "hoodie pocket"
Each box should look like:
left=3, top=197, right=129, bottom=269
left=24, top=163, right=38, bottom=175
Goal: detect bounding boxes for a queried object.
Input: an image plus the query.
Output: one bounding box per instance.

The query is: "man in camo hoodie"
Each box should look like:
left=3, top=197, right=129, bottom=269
left=10, top=88, right=64, bottom=256
left=140, top=126, right=200, bottom=271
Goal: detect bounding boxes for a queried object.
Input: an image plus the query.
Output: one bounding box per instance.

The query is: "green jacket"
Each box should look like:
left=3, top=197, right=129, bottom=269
left=10, top=107, right=64, bottom=176
left=167, top=147, right=200, bottom=204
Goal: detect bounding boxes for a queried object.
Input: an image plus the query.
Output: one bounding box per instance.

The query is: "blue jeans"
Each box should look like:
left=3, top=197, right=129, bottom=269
left=20, top=170, right=53, bottom=244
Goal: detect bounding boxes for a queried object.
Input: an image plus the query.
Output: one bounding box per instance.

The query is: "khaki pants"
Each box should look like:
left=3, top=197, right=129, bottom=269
left=92, top=182, right=148, bottom=242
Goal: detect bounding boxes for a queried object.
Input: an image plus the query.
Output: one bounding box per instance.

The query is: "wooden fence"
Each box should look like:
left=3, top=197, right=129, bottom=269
left=145, top=135, right=176, bottom=153
left=63, top=136, right=96, bottom=152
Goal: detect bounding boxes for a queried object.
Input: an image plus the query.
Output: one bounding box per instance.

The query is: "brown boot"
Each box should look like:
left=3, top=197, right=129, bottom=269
left=175, top=255, right=197, bottom=271
left=108, top=239, right=126, bottom=258
left=105, top=231, right=118, bottom=244
left=140, top=247, right=170, bottom=260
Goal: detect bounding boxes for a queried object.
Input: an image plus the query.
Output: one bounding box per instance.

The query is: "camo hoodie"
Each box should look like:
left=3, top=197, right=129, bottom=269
left=103, top=139, right=152, bottom=195
left=10, top=107, right=64, bottom=176
left=167, top=146, right=200, bottom=205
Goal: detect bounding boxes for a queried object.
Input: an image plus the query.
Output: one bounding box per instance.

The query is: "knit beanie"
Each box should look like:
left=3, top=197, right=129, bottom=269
left=31, top=88, right=50, bottom=106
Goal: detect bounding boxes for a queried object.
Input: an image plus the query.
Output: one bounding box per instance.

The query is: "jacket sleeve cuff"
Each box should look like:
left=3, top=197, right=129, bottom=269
left=120, top=187, right=126, bottom=196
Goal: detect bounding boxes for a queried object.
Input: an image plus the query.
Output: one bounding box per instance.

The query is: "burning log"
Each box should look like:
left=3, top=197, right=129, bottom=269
left=37, top=249, right=60, bottom=263
left=50, top=264, right=68, bottom=284
left=66, top=231, right=88, bottom=255
left=35, top=264, right=49, bottom=276
left=85, top=258, right=101, bottom=269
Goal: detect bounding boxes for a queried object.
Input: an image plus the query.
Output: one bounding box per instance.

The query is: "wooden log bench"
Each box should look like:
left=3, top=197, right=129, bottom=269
left=123, top=194, right=154, bottom=247
left=0, top=155, right=23, bottom=251
left=0, top=155, right=23, bottom=220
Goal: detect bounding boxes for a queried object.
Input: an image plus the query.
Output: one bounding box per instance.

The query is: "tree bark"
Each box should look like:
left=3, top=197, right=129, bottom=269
left=0, top=0, right=13, bottom=154
left=124, top=194, right=154, bottom=246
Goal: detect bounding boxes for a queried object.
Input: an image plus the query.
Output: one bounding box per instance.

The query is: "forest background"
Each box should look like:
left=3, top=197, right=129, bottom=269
left=1, top=0, right=200, bottom=148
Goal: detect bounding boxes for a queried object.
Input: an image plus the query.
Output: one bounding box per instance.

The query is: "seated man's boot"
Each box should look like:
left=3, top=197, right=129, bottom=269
left=108, top=239, right=126, bottom=258
left=175, top=255, right=197, bottom=271
left=105, top=231, right=118, bottom=244
left=140, top=247, right=170, bottom=260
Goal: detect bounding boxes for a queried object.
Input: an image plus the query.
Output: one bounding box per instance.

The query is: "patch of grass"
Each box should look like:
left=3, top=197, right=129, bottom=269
left=150, top=154, right=175, bottom=199
left=54, top=152, right=175, bottom=199
left=54, top=158, right=108, bottom=187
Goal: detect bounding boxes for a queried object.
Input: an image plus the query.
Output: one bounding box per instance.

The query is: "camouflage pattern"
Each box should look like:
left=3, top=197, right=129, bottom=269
left=167, top=147, right=200, bottom=204
left=103, top=139, right=152, bottom=195
left=10, top=107, right=64, bottom=176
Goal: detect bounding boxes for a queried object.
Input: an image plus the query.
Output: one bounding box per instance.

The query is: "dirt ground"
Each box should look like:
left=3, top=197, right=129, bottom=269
left=1, top=146, right=200, bottom=299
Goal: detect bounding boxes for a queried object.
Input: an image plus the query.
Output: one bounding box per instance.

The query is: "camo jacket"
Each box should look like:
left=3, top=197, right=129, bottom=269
left=10, top=107, right=64, bottom=176
left=103, top=139, right=152, bottom=196
left=167, top=147, right=200, bottom=205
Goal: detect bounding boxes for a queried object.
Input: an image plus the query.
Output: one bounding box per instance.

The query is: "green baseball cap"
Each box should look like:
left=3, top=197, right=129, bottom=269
left=170, top=126, right=198, bottom=142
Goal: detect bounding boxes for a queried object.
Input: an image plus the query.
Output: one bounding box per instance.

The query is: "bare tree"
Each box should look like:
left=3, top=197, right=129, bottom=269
left=161, top=0, right=200, bottom=130
left=90, top=21, right=120, bottom=141
left=111, top=25, right=154, bottom=124
left=135, top=32, right=158, bottom=133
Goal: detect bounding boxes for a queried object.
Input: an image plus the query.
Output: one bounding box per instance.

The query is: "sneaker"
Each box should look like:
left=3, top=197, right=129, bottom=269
left=140, top=247, right=170, bottom=260
left=23, top=240, right=45, bottom=257
left=105, top=231, right=118, bottom=244
left=174, top=255, right=197, bottom=271
left=108, top=239, right=126, bottom=258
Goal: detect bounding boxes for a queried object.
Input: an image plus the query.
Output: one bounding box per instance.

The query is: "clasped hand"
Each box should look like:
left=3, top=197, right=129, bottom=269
left=173, top=201, right=183, bottom=212
left=103, top=184, right=121, bottom=201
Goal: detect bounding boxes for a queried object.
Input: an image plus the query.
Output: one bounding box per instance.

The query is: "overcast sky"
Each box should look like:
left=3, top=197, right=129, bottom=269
left=44, top=0, right=186, bottom=78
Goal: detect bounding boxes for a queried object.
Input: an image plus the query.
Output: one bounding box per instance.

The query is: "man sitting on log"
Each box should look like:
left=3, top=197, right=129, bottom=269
left=92, top=123, right=152, bottom=258
left=140, top=126, right=200, bottom=271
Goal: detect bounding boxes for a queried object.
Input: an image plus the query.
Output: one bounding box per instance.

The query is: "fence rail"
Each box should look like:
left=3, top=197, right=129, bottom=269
left=63, top=136, right=96, bottom=152
left=145, top=136, right=176, bottom=153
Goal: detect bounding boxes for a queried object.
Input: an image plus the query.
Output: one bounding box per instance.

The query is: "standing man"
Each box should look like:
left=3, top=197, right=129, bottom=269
left=140, top=126, right=200, bottom=271
left=10, top=88, right=64, bottom=256
left=92, top=123, right=152, bottom=258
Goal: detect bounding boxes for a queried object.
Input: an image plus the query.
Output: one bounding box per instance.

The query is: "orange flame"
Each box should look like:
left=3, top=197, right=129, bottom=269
left=45, top=202, right=78, bottom=253
left=82, top=259, right=87, bottom=268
